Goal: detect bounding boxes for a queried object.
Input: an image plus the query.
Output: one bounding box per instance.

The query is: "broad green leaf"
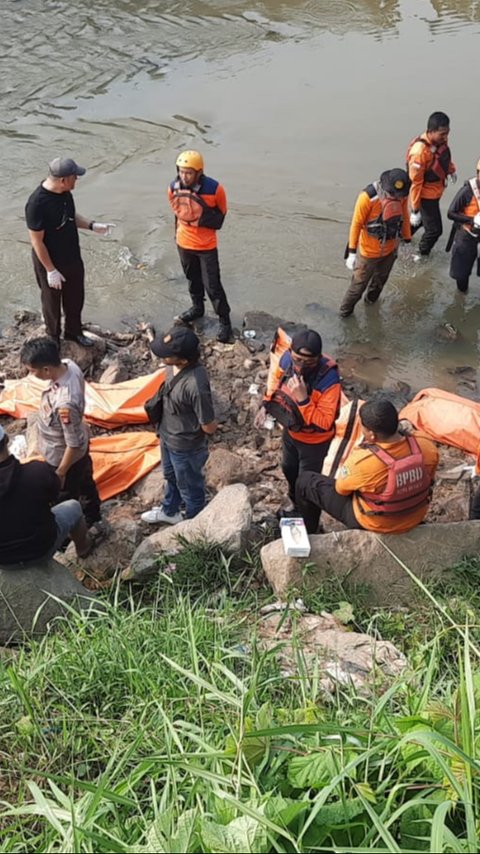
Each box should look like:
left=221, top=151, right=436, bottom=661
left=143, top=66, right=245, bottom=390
left=333, top=601, right=355, bottom=624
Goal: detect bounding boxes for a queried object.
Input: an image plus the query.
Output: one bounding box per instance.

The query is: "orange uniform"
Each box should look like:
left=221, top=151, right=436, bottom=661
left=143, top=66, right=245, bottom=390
left=348, top=190, right=411, bottom=259
left=168, top=176, right=227, bottom=252
left=335, top=433, right=439, bottom=533
left=407, top=134, right=456, bottom=211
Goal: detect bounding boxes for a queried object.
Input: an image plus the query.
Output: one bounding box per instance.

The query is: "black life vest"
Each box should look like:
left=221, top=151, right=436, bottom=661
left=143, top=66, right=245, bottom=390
left=265, top=355, right=339, bottom=432
left=364, top=183, right=404, bottom=242
left=170, top=179, right=225, bottom=230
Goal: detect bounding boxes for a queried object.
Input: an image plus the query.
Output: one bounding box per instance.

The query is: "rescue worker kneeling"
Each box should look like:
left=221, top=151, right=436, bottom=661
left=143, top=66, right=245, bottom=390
left=296, top=398, right=439, bottom=535
left=340, top=169, right=411, bottom=318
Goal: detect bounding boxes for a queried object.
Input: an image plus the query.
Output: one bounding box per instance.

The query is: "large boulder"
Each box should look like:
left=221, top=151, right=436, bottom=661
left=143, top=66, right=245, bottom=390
left=133, top=465, right=165, bottom=506
left=0, top=559, right=98, bottom=644
left=205, top=448, right=248, bottom=491
left=60, top=336, right=106, bottom=372
left=258, top=611, right=406, bottom=696
left=260, top=521, right=480, bottom=606
left=123, top=484, right=252, bottom=581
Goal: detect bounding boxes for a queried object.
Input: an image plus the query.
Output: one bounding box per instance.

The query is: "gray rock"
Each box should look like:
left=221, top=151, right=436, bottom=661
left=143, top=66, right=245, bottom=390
left=0, top=559, right=98, bottom=644
left=99, top=359, right=129, bottom=384
left=260, top=521, right=480, bottom=606
left=57, top=507, right=142, bottom=581
left=124, top=484, right=252, bottom=581
left=60, top=336, right=106, bottom=372
left=133, top=464, right=164, bottom=505
left=205, top=448, right=248, bottom=491
left=258, top=611, right=407, bottom=695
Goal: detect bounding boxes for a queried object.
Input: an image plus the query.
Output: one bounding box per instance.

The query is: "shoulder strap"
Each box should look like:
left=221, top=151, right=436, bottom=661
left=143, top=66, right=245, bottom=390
left=164, top=364, right=195, bottom=396
left=469, top=177, right=480, bottom=208
left=364, top=183, right=378, bottom=200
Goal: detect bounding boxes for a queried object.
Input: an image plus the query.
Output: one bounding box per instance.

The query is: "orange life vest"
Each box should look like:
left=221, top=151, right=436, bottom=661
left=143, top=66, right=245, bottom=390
left=357, top=435, right=432, bottom=516
left=364, top=183, right=404, bottom=242
left=265, top=354, right=339, bottom=432
left=170, top=180, right=225, bottom=230
left=406, top=136, right=452, bottom=185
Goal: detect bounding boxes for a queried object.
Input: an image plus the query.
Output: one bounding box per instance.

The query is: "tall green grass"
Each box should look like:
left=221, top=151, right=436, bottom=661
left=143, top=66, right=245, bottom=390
left=1, top=548, right=480, bottom=853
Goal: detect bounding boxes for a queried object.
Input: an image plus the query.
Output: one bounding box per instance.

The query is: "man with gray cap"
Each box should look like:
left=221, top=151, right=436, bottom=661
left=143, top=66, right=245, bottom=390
left=25, top=157, right=115, bottom=347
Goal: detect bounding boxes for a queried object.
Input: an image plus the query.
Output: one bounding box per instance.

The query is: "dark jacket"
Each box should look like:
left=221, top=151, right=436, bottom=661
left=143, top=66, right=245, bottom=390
left=0, top=456, right=60, bottom=564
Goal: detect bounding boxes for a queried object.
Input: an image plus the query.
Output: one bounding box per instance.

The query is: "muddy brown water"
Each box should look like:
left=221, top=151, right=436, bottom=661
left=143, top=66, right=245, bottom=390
left=2, top=0, right=480, bottom=396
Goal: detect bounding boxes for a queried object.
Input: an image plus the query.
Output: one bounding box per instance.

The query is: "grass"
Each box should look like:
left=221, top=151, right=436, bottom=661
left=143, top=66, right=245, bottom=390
left=1, top=547, right=480, bottom=852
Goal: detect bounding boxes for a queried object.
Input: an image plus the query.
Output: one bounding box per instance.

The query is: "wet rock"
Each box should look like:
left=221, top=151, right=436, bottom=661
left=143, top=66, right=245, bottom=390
left=258, top=611, right=407, bottom=695
left=123, top=484, right=252, bottom=581
left=434, top=322, right=459, bottom=342
left=0, top=558, right=98, bottom=644
left=60, top=337, right=107, bottom=373
left=99, top=356, right=130, bottom=384
left=260, top=521, right=480, bottom=606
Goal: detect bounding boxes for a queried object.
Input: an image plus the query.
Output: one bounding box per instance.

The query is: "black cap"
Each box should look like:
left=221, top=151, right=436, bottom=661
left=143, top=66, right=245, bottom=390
left=48, top=157, right=86, bottom=178
left=379, top=168, right=411, bottom=198
left=291, top=329, right=323, bottom=356
left=151, top=327, right=200, bottom=361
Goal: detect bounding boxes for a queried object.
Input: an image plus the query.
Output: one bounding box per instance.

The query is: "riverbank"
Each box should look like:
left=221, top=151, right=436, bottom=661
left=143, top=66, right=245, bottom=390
left=0, top=308, right=476, bottom=588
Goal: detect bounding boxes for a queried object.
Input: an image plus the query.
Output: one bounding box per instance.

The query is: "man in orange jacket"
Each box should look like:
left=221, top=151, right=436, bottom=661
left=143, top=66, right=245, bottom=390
left=340, top=169, right=411, bottom=318
left=168, top=150, right=232, bottom=343
left=407, top=111, right=457, bottom=257
left=296, top=398, right=438, bottom=534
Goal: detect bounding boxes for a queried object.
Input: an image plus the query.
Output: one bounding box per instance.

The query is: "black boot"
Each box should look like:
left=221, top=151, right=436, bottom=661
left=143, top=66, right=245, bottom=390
left=217, top=318, right=233, bottom=343
left=175, top=302, right=205, bottom=324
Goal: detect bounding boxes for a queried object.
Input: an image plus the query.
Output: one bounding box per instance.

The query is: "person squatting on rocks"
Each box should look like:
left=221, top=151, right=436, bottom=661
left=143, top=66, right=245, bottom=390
left=340, top=169, right=411, bottom=318
left=20, top=337, right=102, bottom=532
left=141, top=326, right=217, bottom=525
left=296, top=398, right=439, bottom=535
left=168, top=150, right=233, bottom=344
left=407, top=111, right=456, bottom=257
left=0, top=425, right=95, bottom=564
left=446, top=158, right=480, bottom=293
left=25, top=157, right=115, bottom=348
left=255, top=329, right=341, bottom=512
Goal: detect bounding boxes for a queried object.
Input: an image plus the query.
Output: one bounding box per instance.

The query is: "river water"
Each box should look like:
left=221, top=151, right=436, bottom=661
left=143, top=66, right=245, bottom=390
left=2, top=0, right=480, bottom=394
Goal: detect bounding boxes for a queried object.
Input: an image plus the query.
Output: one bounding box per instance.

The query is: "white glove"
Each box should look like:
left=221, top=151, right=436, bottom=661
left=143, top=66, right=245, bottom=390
left=473, top=213, right=480, bottom=229
left=92, top=222, right=116, bottom=236
left=410, top=211, right=422, bottom=228
left=449, top=172, right=458, bottom=185
left=345, top=252, right=356, bottom=271
left=46, top=269, right=65, bottom=290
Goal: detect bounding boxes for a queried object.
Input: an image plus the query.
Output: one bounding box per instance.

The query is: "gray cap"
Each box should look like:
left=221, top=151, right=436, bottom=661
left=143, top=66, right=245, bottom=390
left=48, top=157, right=86, bottom=178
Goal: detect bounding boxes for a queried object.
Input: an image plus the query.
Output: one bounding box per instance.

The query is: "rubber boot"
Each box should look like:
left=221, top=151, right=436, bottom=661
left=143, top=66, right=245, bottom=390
left=217, top=317, right=233, bottom=343
left=175, top=300, right=205, bottom=325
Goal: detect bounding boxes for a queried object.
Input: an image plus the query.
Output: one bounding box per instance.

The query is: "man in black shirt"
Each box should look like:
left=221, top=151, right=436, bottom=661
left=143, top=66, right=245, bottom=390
left=0, top=426, right=94, bottom=564
left=25, top=157, right=115, bottom=347
left=141, top=327, right=217, bottom=525
left=447, top=159, right=480, bottom=293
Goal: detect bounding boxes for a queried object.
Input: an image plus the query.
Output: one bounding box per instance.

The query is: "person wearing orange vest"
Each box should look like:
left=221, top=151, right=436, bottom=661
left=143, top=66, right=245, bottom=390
left=168, top=150, right=232, bottom=343
left=255, top=329, right=341, bottom=509
left=446, top=160, right=480, bottom=293
left=340, top=169, right=411, bottom=318
left=296, top=398, right=438, bottom=535
left=407, top=111, right=457, bottom=257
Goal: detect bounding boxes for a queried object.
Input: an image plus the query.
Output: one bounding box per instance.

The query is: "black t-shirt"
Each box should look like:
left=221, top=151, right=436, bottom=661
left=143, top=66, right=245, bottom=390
left=25, top=184, right=82, bottom=267
left=158, top=364, right=215, bottom=451
left=0, top=457, right=59, bottom=565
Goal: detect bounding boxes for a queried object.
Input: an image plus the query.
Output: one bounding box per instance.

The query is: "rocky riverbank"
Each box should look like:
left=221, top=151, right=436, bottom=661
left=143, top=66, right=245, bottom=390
left=0, top=309, right=476, bottom=587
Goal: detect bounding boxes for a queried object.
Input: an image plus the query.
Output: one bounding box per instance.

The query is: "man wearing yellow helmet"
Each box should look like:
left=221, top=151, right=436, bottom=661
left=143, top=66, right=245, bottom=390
left=168, top=150, right=232, bottom=343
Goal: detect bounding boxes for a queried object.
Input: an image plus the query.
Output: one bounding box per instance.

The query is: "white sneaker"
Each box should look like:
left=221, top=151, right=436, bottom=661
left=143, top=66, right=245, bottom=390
left=140, top=506, right=183, bottom=525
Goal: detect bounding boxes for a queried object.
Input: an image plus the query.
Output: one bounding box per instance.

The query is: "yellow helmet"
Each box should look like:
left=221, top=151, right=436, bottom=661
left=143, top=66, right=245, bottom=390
left=176, top=150, right=204, bottom=172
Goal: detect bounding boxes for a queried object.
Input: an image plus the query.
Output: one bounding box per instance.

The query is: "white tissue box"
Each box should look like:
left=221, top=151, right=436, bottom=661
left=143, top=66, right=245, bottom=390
left=280, top=517, right=311, bottom=557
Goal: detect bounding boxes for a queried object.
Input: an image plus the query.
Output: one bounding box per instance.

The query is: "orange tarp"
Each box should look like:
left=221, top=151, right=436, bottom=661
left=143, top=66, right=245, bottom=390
left=89, top=431, right=160, bottom=501
left=0, top=369, right=166, bottom=428
left=400, top=388, right=480, bottom=456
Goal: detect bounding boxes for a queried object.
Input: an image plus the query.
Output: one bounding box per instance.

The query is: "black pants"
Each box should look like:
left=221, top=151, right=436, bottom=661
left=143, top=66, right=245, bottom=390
left=49, top=452, right=101, bottom=527
left=282, top=430, right=331, bottom=504
left=33, top=252, right=85, bottom=341
left=295, top=472, right=363, bottom=534
left=413, top=198, right=443, bottom=256
left=470, top=485, right=480, bottom=520
left=449, top=229, right=479, bottom=292
left=177, top=246, right=230, bottom=320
